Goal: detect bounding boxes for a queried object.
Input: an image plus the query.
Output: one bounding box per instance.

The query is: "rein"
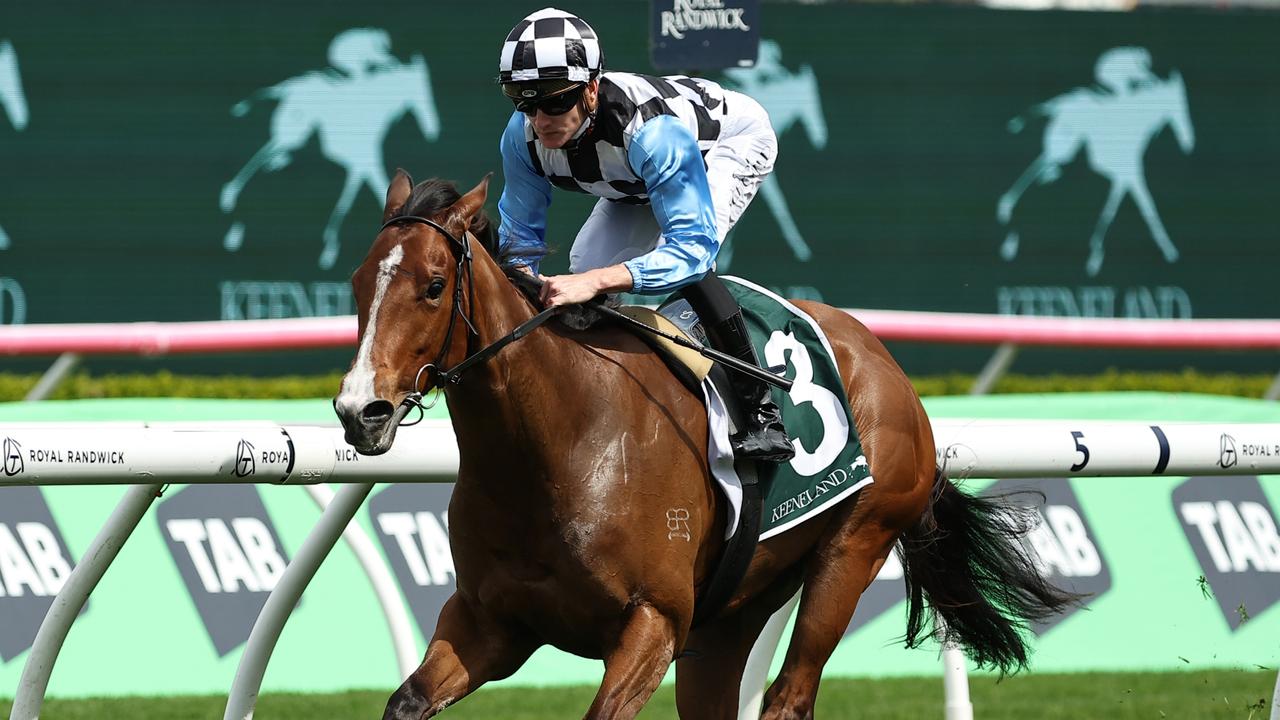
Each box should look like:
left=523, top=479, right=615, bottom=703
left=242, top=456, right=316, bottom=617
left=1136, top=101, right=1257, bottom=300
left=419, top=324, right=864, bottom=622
left=379, top=214, right=559, bottom=423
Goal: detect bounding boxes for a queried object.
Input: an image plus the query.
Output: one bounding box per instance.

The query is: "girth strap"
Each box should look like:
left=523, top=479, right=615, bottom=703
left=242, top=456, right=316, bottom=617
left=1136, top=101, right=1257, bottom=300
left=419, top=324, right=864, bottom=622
left=691, top=453, right=766, bottom=628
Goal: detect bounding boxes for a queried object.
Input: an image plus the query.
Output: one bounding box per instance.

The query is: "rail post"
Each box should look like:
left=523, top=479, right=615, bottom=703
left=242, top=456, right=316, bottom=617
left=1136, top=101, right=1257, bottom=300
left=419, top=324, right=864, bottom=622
left=10, top=483, right=163, bottom=720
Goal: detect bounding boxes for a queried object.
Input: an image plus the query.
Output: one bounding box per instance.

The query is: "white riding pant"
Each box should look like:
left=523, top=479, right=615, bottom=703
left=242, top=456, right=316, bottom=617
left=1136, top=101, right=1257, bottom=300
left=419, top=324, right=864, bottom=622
left=568, top=90, right=778, bottom=275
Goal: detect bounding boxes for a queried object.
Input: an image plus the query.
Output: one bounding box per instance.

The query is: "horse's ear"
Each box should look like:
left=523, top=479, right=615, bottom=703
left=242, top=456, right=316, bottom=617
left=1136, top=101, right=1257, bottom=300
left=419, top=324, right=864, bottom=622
left=382, top=169, right=414, bottom=223
left=450, top=173, right=492, bottom=231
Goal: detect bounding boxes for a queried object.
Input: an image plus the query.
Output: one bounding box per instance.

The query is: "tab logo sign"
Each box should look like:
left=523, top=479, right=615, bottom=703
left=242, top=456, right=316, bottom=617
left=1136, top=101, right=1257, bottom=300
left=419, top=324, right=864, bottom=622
left=0, top=487, right=77, bottom=662
left=369, top=484, right=456, bottom=636
left=1174, top=476, right=1280, bottom=630
left=844, top=478, right=1107, bottom=637
left=1005, top=478, right=1110, bottom=633
left=157, top=485, right=290, bottom=656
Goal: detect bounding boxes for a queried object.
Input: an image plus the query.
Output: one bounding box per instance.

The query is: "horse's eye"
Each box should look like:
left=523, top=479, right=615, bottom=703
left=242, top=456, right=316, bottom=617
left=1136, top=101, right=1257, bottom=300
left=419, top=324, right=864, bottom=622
left=424, top=278, right=446, bottom=300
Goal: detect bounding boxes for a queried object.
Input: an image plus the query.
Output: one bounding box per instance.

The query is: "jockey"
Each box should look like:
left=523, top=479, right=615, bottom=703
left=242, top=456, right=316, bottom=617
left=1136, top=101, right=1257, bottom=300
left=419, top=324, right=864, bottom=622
left=495, top=7, right=794, bottom=464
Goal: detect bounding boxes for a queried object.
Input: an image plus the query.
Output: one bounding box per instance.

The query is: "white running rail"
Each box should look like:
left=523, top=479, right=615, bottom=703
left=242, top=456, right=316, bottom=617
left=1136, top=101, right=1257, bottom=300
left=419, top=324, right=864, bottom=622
left=3, top=418, right=1277, bottom=720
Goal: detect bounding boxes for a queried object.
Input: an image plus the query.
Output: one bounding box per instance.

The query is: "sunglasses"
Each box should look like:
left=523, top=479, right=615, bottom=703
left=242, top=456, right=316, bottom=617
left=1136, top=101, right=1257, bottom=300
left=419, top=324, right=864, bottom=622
left=511, top=85, right=584, bottom=117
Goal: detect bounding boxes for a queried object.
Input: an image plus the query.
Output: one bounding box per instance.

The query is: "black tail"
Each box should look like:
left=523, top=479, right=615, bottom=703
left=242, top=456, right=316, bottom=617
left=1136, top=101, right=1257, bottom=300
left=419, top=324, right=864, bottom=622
left=899, top=471, right=1083, bottom=675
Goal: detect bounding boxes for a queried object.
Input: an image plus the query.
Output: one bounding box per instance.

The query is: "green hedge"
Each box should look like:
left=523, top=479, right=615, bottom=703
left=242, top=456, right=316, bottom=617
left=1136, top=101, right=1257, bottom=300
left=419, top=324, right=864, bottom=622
left=0, top=371, right=348, bottom=401
left=0, top=369, right=1275, bottom=402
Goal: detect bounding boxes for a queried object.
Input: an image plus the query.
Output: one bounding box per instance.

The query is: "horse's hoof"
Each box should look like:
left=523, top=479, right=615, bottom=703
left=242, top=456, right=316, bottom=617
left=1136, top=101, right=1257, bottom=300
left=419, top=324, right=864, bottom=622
left=1000, top=233, right=1019, bottom=261
left=997, top=198, right=1014, bottom=224
left=223, top=223, right=244, bottom=252
left=1086, top=253, right=1103, bottom=277
left=219, top=184, right=238, bottom=213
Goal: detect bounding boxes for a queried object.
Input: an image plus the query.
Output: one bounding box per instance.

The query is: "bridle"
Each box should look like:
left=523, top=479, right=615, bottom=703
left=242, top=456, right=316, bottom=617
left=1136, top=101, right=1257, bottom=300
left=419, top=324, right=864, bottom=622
left=378, top=214, right=559, bottom=424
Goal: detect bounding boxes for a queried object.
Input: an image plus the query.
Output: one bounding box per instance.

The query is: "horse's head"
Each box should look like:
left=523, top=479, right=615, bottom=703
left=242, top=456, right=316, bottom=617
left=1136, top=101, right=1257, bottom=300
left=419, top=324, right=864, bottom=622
left=794, top=64, right=828, bottom=150
left=334, top=170, right=491, bottom=454
left=405, top=54, right=441, bottom=141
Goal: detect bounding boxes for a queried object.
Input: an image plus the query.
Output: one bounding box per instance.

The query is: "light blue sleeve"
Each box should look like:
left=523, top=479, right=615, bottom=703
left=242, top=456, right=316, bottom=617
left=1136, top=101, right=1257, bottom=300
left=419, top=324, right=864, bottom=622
left=622, top=115, right=719, bottom=294
left=496, top=111, right=553, bottom=272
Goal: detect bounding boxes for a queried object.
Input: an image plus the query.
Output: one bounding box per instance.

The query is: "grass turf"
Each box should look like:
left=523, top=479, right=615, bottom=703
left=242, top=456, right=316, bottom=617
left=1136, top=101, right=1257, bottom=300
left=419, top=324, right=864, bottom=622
left=2, top=670, right=1272, bottom=719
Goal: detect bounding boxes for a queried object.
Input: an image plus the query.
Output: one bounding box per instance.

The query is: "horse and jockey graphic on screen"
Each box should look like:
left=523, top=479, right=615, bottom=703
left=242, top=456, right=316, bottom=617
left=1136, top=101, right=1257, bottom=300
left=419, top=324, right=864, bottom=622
left=719, top=39, right=826, bottom=270
left=220, top=28, right=441, bottom=269
left=998, top=47, right=1195, bottom=277
left=0, top=40, right=28, bottom=251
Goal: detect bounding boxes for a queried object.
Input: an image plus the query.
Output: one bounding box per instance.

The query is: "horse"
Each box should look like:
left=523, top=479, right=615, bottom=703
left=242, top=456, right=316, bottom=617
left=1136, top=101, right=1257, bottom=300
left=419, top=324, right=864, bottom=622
left=997, top=52, right=1195, bottom=277
left=720, top=39, right=826, bottom=268
left=0, top=39, right=28, bottom=251
left=220, top=29, right=441, bottom=269
left=334, top=171, right=1076, bottom=719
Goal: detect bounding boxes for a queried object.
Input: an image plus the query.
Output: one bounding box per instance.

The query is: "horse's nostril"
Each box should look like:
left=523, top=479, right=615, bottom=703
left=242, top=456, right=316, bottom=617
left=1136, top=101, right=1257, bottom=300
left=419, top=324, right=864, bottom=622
left=361, top=400, right=395, bottom=424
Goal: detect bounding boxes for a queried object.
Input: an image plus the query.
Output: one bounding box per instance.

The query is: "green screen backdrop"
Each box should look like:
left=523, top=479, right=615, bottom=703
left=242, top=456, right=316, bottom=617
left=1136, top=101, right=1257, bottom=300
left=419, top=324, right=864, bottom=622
left=1, top=2, right=1278, bottom=374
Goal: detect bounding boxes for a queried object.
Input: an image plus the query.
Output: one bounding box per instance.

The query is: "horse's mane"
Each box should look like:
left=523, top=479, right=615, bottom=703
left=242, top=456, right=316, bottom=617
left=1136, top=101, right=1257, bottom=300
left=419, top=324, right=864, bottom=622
left=389, top=178, right=645, bottom=332
left=393, top=177, right=545, bottom=306
left=392, top=177, right=501, bottom=255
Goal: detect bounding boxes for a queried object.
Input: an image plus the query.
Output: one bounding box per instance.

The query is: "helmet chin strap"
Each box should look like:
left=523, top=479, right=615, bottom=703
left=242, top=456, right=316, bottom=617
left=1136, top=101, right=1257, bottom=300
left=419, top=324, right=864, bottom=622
left=561, top=82, right=598, bottom=150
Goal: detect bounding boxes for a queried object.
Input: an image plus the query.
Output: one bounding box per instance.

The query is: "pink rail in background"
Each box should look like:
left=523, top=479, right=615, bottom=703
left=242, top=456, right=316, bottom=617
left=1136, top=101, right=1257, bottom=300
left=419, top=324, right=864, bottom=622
left=5, top=311, right=1280, bottom=356
left=3, top=311, right=1280, bottom=401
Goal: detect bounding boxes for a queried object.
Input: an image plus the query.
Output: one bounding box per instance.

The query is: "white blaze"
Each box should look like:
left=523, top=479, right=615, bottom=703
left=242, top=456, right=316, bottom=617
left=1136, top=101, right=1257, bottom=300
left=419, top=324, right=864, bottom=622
left=337, top=244, right=404, bottom=414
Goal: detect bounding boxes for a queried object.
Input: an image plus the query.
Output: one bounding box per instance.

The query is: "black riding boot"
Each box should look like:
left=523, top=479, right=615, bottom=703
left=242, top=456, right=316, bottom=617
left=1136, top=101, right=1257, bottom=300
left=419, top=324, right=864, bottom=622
left=706, top=311, right=795, bottom=463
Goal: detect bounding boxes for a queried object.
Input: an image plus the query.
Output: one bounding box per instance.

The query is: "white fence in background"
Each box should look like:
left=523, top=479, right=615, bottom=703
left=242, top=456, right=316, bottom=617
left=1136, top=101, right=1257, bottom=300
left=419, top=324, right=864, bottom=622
left=2, top=419, right=1279, bottom=720
left=4, top=309, right=1280, bottom=718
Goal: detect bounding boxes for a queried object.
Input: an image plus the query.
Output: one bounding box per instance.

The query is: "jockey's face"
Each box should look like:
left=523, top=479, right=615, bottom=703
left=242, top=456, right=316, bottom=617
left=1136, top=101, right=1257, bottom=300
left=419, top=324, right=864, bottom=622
left=529, top=80, right=598, bottom=149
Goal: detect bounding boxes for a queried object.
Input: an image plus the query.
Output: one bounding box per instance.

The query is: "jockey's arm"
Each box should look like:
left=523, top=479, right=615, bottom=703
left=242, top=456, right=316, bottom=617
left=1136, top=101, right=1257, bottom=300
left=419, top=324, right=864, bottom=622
left=537, top=117, right=721, bottom=304
left=538, top=118, right=720, bottom=308
left=620, top=115, right=719, bottom=294
left=540, top=116, right=718, bottom=307
left=496, top=111, right=553, bottom=273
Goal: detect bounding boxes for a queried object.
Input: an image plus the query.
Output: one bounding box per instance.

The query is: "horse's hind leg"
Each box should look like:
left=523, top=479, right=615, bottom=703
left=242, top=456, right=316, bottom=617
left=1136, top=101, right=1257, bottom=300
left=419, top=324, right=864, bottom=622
left=383, top=593, right=536, bottom=720
left=1129, top=176, right=1179, bottom=263
left=759, top=501, right=902, bottom=720
left=585, top=604, right=678, bottom=720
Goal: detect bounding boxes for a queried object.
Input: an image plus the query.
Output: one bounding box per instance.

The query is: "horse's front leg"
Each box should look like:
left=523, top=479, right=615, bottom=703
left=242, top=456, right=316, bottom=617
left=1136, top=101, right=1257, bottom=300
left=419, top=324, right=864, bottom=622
left=384, top=592, right=536, bottom=720
left=585, top=603, right=679, bottom=720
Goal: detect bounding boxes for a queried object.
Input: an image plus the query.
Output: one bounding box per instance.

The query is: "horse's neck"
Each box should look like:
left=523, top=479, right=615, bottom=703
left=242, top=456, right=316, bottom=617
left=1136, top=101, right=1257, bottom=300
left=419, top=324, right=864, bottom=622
left=446, top=255, right=568, bottom=445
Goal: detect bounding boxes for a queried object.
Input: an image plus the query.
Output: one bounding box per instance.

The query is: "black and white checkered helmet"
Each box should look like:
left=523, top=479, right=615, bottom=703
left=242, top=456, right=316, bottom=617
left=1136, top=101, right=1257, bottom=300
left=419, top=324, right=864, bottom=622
left=498, top=8, right=603, bottom=84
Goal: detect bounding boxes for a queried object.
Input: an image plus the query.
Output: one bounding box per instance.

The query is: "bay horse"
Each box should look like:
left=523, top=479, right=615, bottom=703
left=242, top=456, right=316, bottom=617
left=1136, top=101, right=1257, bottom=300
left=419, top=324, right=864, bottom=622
left=334, top=171, right=1075, bottom=719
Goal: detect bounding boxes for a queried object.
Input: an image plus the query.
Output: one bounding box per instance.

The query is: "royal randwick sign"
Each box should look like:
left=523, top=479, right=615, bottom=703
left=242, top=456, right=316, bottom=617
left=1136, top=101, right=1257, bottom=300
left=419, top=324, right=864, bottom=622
left=650, top=0, right=759, bottom=71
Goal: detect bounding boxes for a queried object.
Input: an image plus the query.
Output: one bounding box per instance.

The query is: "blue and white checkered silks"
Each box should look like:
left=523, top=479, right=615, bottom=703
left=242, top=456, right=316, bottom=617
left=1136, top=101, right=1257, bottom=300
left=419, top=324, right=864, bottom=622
left=498, top=8, right=602, bottom=83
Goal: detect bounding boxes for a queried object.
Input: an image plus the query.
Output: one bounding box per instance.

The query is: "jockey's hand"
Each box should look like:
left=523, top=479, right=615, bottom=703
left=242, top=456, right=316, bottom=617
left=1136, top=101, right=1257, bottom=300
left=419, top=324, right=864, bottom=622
left=538, top=265, right=634, bottom=308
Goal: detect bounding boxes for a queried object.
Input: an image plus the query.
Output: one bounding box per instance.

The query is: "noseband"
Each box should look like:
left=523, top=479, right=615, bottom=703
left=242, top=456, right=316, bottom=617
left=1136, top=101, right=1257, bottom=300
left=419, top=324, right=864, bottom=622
left=378, top=214, right=560, bottom=424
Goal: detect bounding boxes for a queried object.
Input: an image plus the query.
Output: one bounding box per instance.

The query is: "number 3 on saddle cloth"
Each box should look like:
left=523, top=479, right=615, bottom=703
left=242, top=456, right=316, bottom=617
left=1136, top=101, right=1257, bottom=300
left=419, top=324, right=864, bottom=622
left=619, top=276, right=873, bottom=622
left=651, top=276, right=872, bottom=539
